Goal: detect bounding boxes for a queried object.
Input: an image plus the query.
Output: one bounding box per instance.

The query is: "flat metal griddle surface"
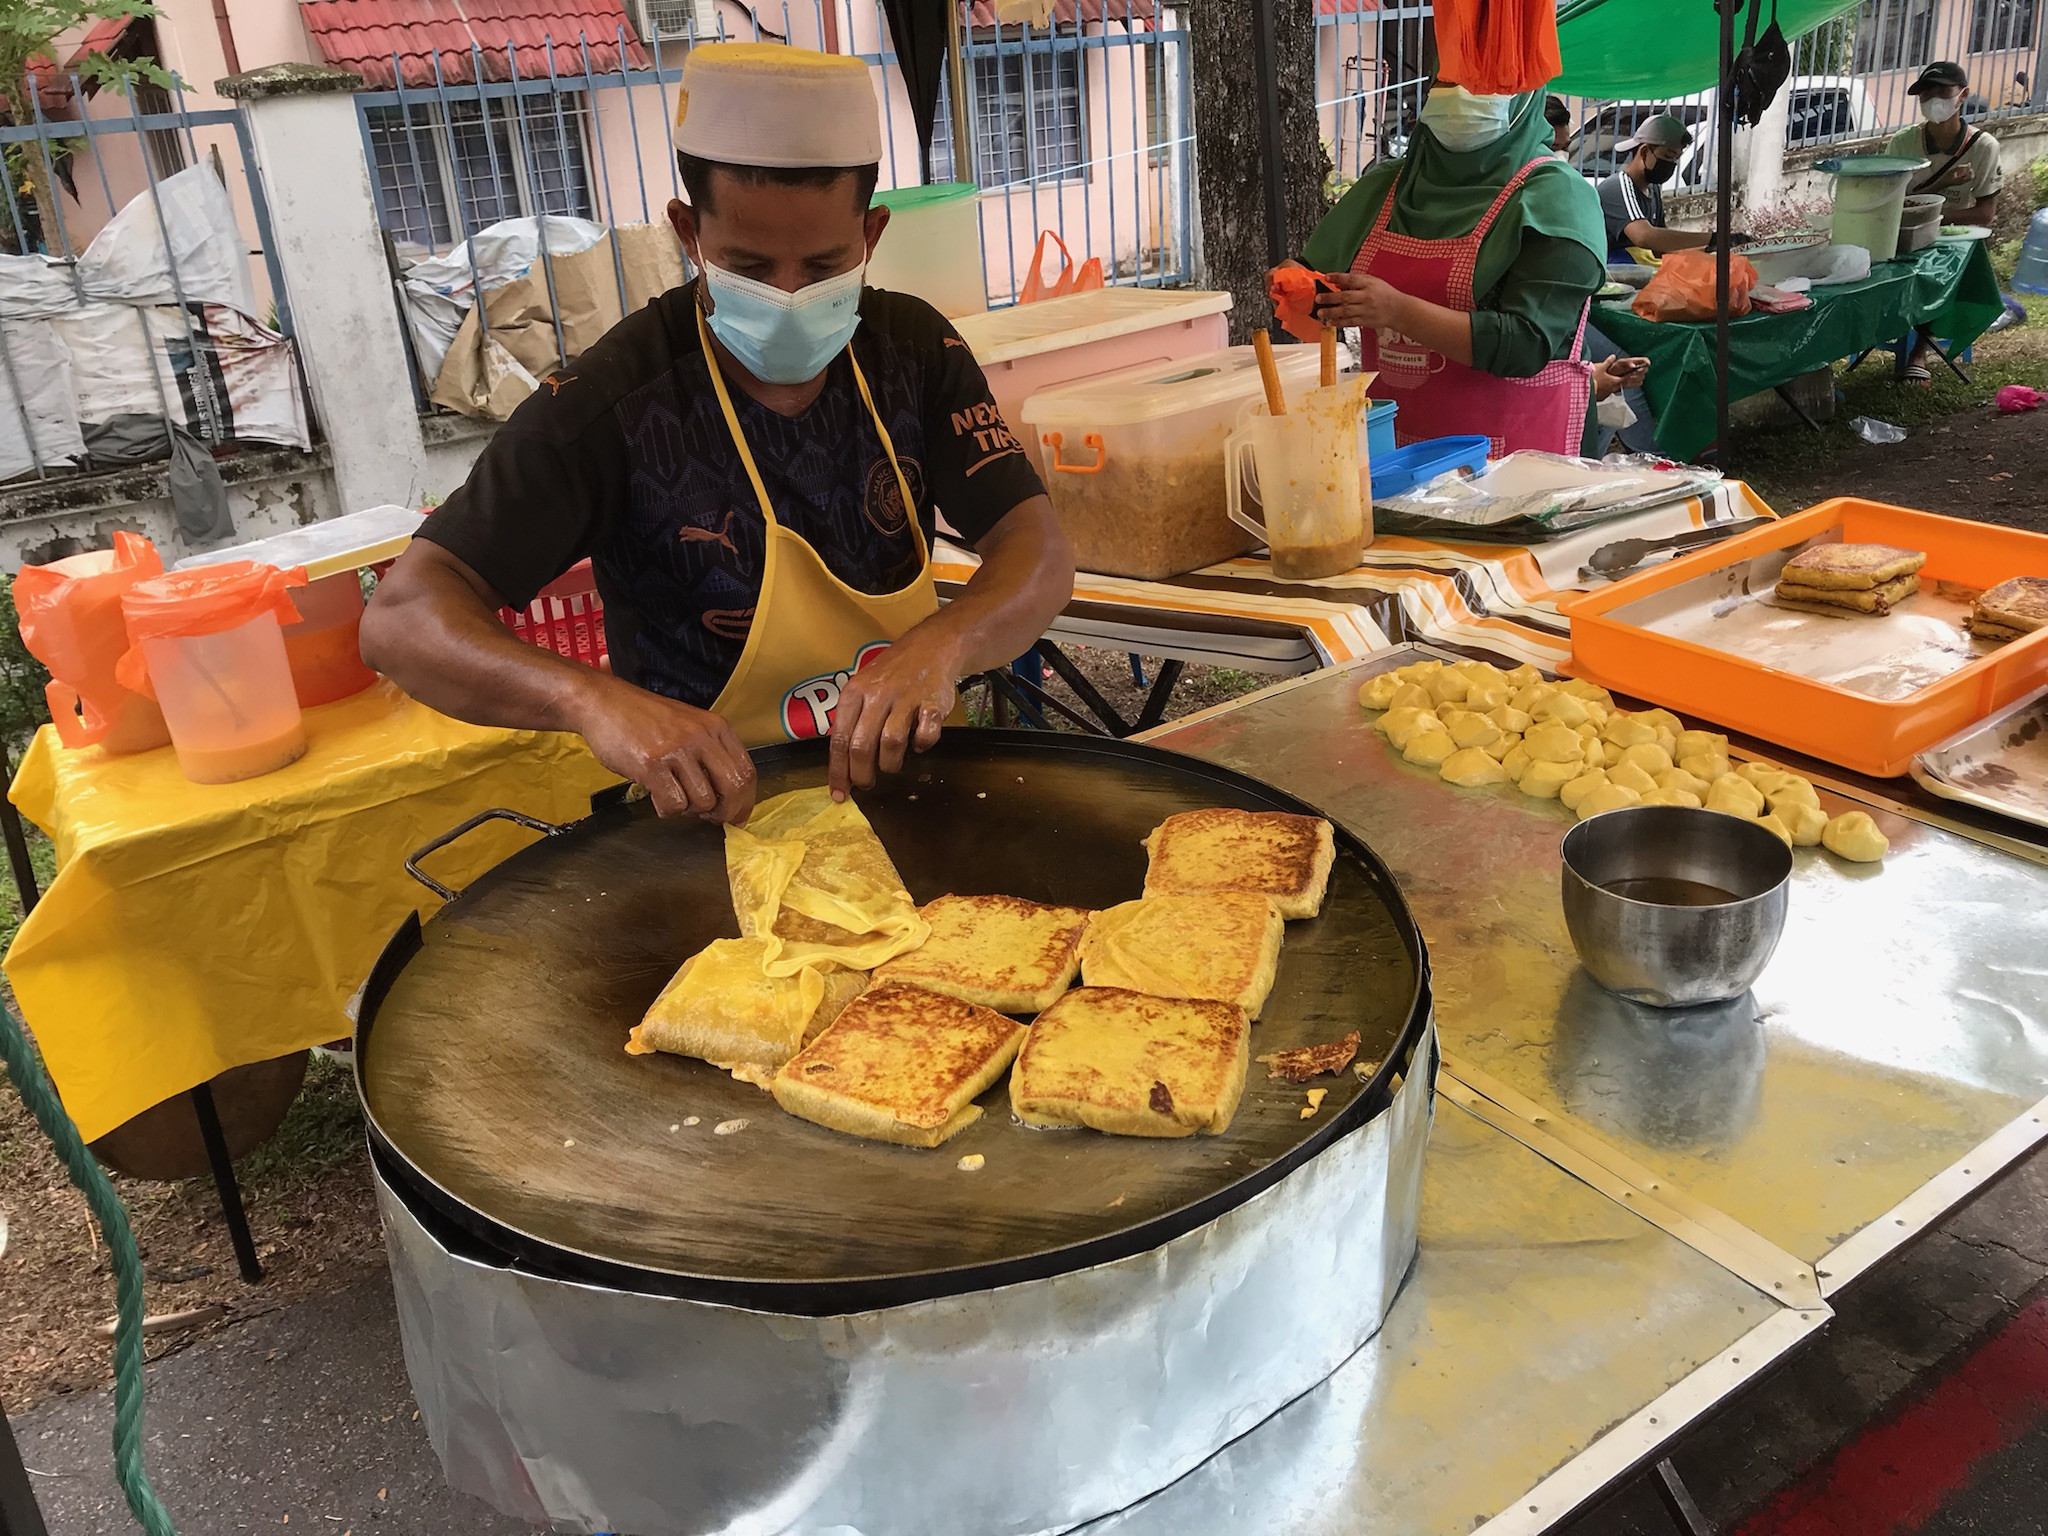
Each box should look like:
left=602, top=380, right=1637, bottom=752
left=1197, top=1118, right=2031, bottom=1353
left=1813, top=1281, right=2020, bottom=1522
left=360, top=731, right=1425, bottom=1310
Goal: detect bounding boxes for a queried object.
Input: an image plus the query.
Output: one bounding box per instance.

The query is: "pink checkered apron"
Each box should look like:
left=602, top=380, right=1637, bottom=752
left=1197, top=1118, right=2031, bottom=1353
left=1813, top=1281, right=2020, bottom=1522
left=1351, top=158, right=1593, bottom=458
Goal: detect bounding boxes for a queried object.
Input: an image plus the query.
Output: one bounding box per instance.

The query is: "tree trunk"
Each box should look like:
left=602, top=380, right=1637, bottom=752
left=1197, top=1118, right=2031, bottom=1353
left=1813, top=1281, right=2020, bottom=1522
left=1186, top=0, right=1329, bottom=343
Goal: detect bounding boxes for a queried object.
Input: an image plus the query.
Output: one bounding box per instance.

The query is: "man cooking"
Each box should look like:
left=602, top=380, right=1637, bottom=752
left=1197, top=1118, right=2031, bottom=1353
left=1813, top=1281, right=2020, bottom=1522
left=1596, top=114, right=1723, bottom=261
left=362, top=43, right=1074, bottom=826
left=1888, top=60, right=2001, bottom=380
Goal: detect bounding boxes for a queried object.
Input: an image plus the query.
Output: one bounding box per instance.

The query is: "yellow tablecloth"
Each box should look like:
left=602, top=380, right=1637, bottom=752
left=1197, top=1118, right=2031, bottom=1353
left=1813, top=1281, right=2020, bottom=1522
left=5, top=682, right=617, bottom=1141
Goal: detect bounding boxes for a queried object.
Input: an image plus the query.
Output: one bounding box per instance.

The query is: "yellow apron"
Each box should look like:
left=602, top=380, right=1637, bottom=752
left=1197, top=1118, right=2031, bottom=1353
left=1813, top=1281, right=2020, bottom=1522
left=697, top=306, right=940, bottom=747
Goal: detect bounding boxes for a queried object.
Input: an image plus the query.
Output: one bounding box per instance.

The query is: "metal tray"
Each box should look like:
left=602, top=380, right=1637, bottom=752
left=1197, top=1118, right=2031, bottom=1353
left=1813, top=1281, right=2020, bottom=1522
left=357, top=730, right=1430, bottom=1315
left=1911, top=683, right=2048, bottom=831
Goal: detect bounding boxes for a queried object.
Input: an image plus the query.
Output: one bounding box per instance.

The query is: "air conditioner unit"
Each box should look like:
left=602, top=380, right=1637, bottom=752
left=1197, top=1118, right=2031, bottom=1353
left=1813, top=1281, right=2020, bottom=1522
left=635, top=0, right=719, bottom=44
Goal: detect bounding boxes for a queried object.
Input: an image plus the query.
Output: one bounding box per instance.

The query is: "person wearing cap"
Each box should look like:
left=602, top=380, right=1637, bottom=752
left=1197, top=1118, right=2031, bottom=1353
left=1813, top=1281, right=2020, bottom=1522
left=1888, top=61, right=2000, bottom=380
left=1596, top=114, right=1721, bottom=261
left=363, top=43, right=1073, bottom=825
left=1545, top=95, right=1573, bottom=159
left=1281, top=84, right=1607, bottom=459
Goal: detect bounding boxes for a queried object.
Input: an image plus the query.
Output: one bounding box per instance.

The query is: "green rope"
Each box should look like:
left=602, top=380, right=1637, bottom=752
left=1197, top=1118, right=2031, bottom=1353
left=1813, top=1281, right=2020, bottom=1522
left=0, top=997, right=176, bottom=1536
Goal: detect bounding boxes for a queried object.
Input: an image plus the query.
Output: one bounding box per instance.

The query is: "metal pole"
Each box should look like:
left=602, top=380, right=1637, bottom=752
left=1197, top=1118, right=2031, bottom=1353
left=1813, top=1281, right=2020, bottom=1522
left=1716, top=0, right=1737, bottom=464
left=191, top=1082, right=263, bottom=1283
left=945, top=0, right=973, bottom=183
left=1248, top=0, right=1289, bottom=266
left=0, top=1397, right=51, bottom=1536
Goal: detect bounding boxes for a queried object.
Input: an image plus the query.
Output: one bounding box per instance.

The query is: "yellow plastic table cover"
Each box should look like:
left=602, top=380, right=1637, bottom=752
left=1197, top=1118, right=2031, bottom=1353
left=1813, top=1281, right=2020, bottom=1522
left=5, top=682, right=617, bottom=1142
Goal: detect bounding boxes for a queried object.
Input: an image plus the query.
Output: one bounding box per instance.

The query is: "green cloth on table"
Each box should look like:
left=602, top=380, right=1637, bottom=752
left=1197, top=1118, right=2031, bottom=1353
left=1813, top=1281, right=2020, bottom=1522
left=1304, top=89, right=1607, bottom=381
left=1587, top=240, right=2005, bottom=462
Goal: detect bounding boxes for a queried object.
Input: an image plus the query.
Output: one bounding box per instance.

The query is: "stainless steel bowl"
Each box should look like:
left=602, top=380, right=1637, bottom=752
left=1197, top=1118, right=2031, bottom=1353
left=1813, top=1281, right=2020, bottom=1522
left=1560, top=806, right=1792, bottom=1008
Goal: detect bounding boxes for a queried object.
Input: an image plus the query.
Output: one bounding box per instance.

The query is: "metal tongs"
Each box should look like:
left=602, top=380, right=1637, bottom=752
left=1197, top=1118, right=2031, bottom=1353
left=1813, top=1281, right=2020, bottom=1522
left=1578, top=519, right=1769, bottom=583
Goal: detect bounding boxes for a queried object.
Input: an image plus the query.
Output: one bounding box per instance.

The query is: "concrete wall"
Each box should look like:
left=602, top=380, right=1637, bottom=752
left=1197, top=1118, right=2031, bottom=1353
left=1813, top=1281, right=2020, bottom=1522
left=1776, top=109, right=2048, bottom=207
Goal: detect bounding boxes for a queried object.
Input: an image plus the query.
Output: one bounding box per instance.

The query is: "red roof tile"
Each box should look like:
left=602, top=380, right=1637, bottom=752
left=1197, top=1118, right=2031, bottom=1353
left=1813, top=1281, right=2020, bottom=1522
left=300, top=0, right=650, bottom=90
left=68, top=15, right=135, bottom=66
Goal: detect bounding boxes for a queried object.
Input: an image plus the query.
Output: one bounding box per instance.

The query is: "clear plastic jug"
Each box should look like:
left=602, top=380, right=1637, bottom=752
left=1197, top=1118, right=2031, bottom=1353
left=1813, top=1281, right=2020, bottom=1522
left=117, top=563, right=309, bottom=785
left=1224, top=376, right=1371, bottom=581
left=14, top=532, right=172, bottom=754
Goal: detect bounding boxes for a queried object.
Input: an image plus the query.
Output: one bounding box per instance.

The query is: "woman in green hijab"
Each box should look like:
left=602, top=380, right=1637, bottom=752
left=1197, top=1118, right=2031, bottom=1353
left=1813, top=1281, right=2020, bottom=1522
left=1293, top=83, right=1618, bottom=457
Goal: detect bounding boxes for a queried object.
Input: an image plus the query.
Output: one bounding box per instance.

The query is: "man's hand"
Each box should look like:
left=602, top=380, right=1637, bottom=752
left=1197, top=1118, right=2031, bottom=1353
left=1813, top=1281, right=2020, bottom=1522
left=828, top=625, right=964, bottom=799
left=1591, top=355, right=1649, bottom=400
left=1312, top=271, right=1411, bottom=331
left=1942, top=161, right=1976, bottom=187
left=570, top=674, right=756, bottom=824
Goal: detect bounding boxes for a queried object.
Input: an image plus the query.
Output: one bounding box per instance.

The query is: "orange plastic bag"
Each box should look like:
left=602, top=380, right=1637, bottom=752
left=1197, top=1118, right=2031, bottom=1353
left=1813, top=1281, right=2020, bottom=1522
left=115, top=561, right=307, bottom=697
left=14, top=531, right=170, bottom=753
left=1267, top=266, right=1337, bottom=343
left=1018, top=230, right=1105, bottom=304
left=1630, top=250, right=1760, bottom=324
left=1434, top=0, right=1562, bottom=97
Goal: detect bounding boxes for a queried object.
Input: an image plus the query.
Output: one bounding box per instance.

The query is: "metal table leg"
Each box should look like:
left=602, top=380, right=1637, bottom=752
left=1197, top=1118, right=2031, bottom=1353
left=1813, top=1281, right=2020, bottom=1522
left=1772, top=384, right=1825, bottom=433
left=0, top=1396, right=50, bottom=1536
left=1926, top=335, right=1973, bottom=385
left=1653, top=1457, right=1715, bottom=1535
left=191, top=1082, right=263, bottom=1283
left=0, top=738, right=40, bottom=917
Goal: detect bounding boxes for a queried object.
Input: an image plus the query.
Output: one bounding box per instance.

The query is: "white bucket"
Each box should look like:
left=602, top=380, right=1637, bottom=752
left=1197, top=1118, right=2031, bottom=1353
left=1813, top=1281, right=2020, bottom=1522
left=1823, top=154, right=1930, bottom=263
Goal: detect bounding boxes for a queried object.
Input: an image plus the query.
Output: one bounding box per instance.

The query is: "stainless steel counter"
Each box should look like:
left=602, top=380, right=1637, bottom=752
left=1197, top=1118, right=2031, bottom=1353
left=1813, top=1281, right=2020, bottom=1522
left=1148, top=661, right=2048, bottom=1279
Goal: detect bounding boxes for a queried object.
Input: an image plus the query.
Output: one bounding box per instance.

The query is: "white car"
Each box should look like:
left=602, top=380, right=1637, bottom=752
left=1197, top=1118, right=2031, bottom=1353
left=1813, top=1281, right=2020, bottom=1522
left=1563, top=77, right=1883, bottom=190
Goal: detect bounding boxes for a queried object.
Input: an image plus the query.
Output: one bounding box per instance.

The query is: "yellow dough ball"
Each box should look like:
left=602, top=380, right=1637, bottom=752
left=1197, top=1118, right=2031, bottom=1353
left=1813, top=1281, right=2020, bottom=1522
left=1736, top=758, right=1783, bottom=785
left=1658, top=768, right=1712, bottom=800
left=1602, top=741, right=1626, bottom=768
left=1679, top=753, right=1733, bottom=783
left=1652, top=727, right=1679, bottom=760
left=1532, top=691, right=1592, bottom=728
left=1513, top=683, right=1559, bottom=715
left=1518, top=759, right=1581, bottom=799
left=1440, top=747, right=1510, bottom=787
left=1483, top=730, right=1523, bottom=761
left=1756, top=813, right=1793, bottom=847
left=1620, top=742, right=1675, bottom=776
left=1490, top=704, right=1533, bottom=736
left=1706, top=774, right=1766, bottom=818
left=1780, top=801, right=1827, bottom=846
left=1403, top=727, right=1457, bottom=768
left=1583, top=736, right=1609, bottom=769
left=1601, top=714, right=1658, bottom=749
left=1638, top=708, right=1684, bottom=736
left=1581, top=701, right=1612, bottom=728
left=1429, top=669, right=1472, bottom=706
left=1524, top=721, right=1586, bottom=764
left=1559, top=768, right=1610, bottom=812
left=1676, top=729, right=1730, bottom=762
left=1443, top=709, right=1503, bottom=751
left=1501, top=743, right=1534, bottom=780
left=1822, top=811, right=1889, bottom=862
left=1504, top=664, right=1544, bottom=689
left=1388, top=682, right=1434, bottom=712
left=1639, top=787, right=1703, bottom=808
left=1576, top=783, right=1643, bottom=819
left=1558, top=679, right=1614, bottom=708
left=1464, top=680, right=1511, bottom=713
left=1358, top=672, right=1404, bottom=710
left=1394, top=660, right=1444, bottom=685
left=1379, top=706, right=1433, bottom=749
left=1607, top=762, right=1659, bottom=796
left=1769, top=777, right=1821, bottom=812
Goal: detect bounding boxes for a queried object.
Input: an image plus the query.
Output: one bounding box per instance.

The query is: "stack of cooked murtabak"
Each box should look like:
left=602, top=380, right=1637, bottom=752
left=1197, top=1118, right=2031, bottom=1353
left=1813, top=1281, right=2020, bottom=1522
left=1967, top=576, right=2048, bottom=644
left=1771, top=542, right=1926, bottom=616
left=626, top=790, right=1343, bottom=1148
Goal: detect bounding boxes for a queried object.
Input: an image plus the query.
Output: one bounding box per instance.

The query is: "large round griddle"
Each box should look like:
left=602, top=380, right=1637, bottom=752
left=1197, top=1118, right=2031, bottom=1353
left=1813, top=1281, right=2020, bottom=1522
left=359, top=730, right=1429, bottom=1313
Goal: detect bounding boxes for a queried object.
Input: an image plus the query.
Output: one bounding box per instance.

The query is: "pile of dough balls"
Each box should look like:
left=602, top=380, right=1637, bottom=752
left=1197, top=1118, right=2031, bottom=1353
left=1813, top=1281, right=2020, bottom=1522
left=1357, top=658, right=1888, bottom=862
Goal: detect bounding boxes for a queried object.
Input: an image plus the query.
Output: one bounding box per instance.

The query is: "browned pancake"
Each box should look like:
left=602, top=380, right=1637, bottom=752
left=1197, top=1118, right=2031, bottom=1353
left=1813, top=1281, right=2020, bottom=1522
left=1970, top=576, right=2048, bottom=641
left=1141, top=807, right=1335, bottom=920
left=1774, top=572, right=1919, bottom=615
left=1010, top=987, right=1249, bottom=1138
left=770, top=983, right=1025, bottom=1148
left=874, top=894, right=1091, bottom=1013
left=1779, top=542, right=1926, bottom=590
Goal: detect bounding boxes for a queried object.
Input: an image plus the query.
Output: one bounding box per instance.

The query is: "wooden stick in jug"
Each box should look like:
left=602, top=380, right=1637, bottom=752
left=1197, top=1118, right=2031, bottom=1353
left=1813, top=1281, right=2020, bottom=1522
left=1253, top=328, right=1287, bottom=415
left=1319, top=324, right=1337, bottom=388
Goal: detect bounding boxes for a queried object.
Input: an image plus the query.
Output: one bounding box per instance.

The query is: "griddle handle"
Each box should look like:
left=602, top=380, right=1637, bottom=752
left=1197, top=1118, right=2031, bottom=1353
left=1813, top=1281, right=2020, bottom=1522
left=404, top=808, right=565, bottom=902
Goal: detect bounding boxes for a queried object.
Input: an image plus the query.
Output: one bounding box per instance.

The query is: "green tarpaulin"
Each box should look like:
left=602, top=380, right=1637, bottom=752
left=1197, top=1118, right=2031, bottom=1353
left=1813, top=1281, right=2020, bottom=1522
left=1588, top=240, right=2004, bottom=461
left=1556, top=0, right=1863, bottom=101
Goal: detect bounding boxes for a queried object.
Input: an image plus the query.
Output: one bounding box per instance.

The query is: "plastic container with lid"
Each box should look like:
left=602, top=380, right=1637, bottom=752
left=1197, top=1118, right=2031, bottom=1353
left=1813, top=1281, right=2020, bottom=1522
left=867, top=183, right=988, bottom=319
left=1818, top=154, right=1929, bottom=264
left=955, top=287, right=1233, bottom=434
left=14, top=531, right=172, bottom=755
left=118, top=562, right=310, bottom=785
left=281, top=570, right=378, bottom=707
left=1020, top=342, right=1323, bottom=580
left=1895, top=193, right=1945, bottom=256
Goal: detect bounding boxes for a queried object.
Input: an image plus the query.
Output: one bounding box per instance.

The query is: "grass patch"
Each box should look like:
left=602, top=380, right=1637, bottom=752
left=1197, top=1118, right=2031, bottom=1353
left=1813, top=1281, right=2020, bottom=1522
left=238, top=1052, right=364, bottom=1195
left=0, top=825, right=57, bottom=954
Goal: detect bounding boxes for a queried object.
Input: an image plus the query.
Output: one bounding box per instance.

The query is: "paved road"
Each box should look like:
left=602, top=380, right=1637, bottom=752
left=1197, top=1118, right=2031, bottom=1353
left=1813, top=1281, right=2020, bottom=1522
left=15, top=1143, right=2046, bottom=1536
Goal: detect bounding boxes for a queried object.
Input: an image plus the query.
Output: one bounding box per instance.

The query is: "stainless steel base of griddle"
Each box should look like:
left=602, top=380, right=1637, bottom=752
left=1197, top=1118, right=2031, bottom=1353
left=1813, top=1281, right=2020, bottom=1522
left=379, top=1022, right=1436, bottom=1536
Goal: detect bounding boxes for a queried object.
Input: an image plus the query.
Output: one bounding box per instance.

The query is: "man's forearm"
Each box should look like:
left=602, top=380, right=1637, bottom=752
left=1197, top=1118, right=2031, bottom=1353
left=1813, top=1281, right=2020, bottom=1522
left=907, top=496, right=1074, bottom=675
left=1631, top=223, right=1710, bottom=254
left=361, top=547, right=605, bottom=735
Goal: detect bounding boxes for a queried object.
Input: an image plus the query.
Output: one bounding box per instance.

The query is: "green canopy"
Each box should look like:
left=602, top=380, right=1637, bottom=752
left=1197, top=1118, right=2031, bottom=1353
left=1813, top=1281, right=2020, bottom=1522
left=1556, top=0, right=1863, bottom=100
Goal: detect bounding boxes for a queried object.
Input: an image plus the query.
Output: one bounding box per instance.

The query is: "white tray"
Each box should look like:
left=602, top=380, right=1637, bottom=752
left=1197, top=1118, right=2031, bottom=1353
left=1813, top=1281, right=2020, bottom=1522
left=1910, top=683, right=2048, bottom=830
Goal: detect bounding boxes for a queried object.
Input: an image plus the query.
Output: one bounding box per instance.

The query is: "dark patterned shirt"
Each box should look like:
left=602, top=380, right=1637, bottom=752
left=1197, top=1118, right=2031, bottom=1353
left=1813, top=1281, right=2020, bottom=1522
left=420, top=281, right=1043, bottom=706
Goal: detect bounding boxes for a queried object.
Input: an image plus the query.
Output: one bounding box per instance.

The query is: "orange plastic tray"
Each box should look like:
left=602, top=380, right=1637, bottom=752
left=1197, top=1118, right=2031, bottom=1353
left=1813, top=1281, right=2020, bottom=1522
left=1560, top=499, right=2048, bottom=778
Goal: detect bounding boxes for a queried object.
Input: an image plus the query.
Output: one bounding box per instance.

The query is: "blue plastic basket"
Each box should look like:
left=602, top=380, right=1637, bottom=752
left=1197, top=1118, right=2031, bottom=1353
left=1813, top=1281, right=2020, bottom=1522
left=1370, top=435, right=1491, bottom=501
left=1364, top=398, right=1398, bottom=463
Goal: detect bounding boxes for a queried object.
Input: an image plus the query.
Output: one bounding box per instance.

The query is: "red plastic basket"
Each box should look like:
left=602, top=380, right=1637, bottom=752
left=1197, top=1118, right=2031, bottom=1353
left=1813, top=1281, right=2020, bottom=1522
left=501, top=559, right=609, bottom=671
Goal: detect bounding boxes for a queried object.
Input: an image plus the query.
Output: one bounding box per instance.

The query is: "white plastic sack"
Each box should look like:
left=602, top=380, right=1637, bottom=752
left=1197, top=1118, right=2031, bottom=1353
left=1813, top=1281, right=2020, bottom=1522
left=0, top=252, right=83, bottom=321
left=49, top=301, right=307, bottom=449
left=400, top=215, right=608, bottom=382
left=0, top=318, right=86, bottom=480
left=74, top=163, right=257, bottom=314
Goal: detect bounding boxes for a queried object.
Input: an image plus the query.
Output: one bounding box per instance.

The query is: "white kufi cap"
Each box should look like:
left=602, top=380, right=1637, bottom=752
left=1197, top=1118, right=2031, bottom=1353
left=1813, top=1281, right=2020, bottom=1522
left=674, top=42, right=884, bottom=168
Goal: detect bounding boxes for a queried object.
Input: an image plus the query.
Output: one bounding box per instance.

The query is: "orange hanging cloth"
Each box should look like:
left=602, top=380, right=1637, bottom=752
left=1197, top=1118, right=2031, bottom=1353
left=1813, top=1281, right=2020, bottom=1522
left=1433, top=0, right=1562, bottom=96
left=1267, top=266, right=1336, bottom=344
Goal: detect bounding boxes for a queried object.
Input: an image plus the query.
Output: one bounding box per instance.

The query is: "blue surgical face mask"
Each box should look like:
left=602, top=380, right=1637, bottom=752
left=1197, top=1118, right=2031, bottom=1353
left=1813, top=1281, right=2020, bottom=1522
left=699, top=258, right=865, bottom=384
left=1420, top=85, right=1517, bottom=153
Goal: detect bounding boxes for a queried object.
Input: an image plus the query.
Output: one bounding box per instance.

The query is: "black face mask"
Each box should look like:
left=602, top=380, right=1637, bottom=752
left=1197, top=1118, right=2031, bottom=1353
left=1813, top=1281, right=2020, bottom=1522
left=1644, top=156, right=1679, bottom=185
